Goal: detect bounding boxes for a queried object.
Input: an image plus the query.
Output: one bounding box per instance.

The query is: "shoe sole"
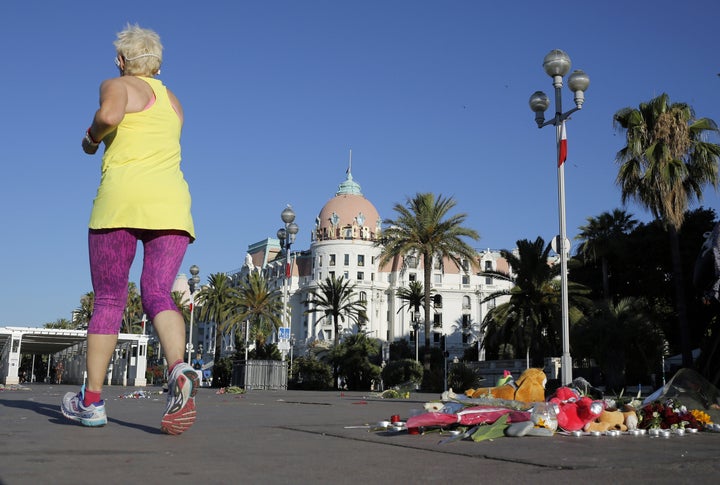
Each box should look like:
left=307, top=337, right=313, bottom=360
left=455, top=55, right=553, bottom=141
left=161, top=368, right=200, bottom=435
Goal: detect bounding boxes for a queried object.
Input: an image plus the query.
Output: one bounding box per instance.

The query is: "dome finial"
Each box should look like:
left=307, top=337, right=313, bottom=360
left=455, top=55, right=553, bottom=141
left=337, top=149, right=362, bottom=195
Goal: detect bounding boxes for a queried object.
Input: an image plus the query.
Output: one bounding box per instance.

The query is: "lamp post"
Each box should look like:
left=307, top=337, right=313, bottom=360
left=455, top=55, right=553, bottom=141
left=277, top=205, right=299, bottom=361
left=186, top=264, right=201, bottom=364
left=529, top=49, right=590, bottom=385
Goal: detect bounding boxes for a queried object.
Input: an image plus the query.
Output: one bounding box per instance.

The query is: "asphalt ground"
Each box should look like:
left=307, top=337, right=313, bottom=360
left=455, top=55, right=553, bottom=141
left=1, top=384, right=719, bottom=485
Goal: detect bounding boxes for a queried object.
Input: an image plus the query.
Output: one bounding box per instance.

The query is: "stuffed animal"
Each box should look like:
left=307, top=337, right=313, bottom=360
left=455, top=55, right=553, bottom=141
left=584, top=409, right=627, bottom=432
left=465, top=368, right=547, bottom=403
left=622, top=405, right=639, bottom=431
left=548, top=387, right=605, bottom=432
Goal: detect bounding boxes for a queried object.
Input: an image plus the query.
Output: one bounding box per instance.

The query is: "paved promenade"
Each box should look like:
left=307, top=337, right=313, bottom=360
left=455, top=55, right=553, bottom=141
left=1, top=384, right=719, bottom=484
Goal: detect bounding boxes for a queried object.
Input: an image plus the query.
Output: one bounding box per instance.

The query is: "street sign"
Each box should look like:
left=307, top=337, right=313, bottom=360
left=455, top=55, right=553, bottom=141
left=277, top=340, right=290, bottom=351
left=278, top=327, right=291, bottom=340
left=551, top=235, right=571, bottom=256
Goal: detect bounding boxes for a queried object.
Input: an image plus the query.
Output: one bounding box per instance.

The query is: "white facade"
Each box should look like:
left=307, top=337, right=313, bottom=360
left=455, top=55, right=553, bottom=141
left=239, top=170, right=513, bottom=360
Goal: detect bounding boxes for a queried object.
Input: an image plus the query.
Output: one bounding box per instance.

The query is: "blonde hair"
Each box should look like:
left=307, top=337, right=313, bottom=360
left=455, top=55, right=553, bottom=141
left=113, top=24, right=163, bottom=76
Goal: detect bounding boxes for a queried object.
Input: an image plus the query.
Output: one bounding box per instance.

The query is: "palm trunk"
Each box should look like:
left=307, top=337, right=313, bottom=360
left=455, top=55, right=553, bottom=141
left=423, top=254, right=432, bottom=370
left=333, top=315, right=340, bottom=347
left=668, top=225, right=693, bottom=368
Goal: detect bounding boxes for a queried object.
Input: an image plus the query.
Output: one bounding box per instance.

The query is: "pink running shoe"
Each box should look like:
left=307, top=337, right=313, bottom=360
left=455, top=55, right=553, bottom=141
left=161, top=362, right=199, bottom=435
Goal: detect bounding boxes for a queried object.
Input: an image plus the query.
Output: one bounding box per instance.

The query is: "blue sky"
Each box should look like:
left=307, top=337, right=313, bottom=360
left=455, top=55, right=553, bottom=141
left=2, top=0, right=719, bottom=327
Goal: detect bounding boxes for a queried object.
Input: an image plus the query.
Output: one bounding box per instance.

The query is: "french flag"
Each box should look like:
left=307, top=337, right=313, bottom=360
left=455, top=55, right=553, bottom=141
left=558, top=121, right=567, bottom=167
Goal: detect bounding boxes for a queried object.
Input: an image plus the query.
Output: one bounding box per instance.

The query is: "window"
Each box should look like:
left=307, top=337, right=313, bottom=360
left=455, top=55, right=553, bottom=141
left=359, top=291, right=367, bottom=302
left=461, top=259, right=469, bottom=271
left=462, top=296, right=471, bottom=309
left=344, top=271, right=349, bottom=279
left=344, top=254, right=350, bottom=266
left=433, top=295, right=443, bottom=308
left=434, top=258, right=442, bottom=270
left=317, top=256, right=322, bottom=267
left=358, top=254, right=365, bottom=266
left=406, top=255, right=419, bottom=268
left=409, top=273, right=417, bottom=282
left=329, top=254, right=336, bottom=266
left=484, top=260, right=492, bottom=271
left=371, top=273, right=375, bottom=281
left=329, top=271, right=335, bottom=279
left=485, top=276, right=493, bottom=285
left=434, top=273, right=442, bottom=285
left=357, top=271, right=364, bottom=281
left=433, top=313, right=442, bottom=325
left=462, top=274, right=470, bottom=285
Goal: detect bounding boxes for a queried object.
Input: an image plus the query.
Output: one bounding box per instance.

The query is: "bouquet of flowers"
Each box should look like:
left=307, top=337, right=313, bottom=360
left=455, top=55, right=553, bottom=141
left=638, top=398, right=709, bottom=430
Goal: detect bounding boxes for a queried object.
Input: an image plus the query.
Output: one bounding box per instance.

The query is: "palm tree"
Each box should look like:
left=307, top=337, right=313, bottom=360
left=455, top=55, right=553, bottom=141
left=330, top=333, right=381, bottom=391
left=575, top=209, right=637, bottom=299
left=614, top=93, right=720, bottom=367
left=572, top=297, right=665, bottom=391
left=234, top=271, right=283, bottom=349
left=395, top=280, right=429, bottom=358
left=121, top=282, right=144, bottom=334
left=44, top=318, right=75, bottom=329
left=305, top=275, right=366, bottom=347
left=170, top=290, right=190, bottom=319
left=378, top=193, right=479, bottom=367
left=479, top=237, right=592, bottom=364
left=73, top=292, right=94, bottom=329
left=395, top=280, right=428, bottom=318
left=194, top=272, right=243, bottom=383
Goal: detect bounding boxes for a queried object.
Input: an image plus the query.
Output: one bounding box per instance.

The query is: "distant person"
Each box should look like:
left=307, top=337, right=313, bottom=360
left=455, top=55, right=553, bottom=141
left=55, top=361, right=64, bottom=384
left=61, top=24, right=198, bottom=435
left=192, top=353, right=203, bottom=370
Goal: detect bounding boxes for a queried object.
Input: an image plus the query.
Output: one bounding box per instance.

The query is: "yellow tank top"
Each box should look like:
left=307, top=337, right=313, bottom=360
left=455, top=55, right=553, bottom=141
left=89, top=77, right=195, bottom=240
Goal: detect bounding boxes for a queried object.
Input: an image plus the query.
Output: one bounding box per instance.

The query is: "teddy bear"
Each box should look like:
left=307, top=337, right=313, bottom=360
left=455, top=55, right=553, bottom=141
left=584, top=409, right=628, bottom=432
left=548, top=387, right=605, bottom=432
left=465, top=368, right=547, bottom=403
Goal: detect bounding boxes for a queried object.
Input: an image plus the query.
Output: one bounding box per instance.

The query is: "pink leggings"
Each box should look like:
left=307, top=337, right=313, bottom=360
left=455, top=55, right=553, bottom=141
left=88, top=228, right=190, bottom=335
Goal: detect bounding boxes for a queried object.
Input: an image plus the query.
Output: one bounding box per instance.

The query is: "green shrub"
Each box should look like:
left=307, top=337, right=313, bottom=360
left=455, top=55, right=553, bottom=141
left=290, top=356, right=333, bottom=390
left=381, top=359, right=423, bottom=389
left=448, top=362, right=483, bottom=392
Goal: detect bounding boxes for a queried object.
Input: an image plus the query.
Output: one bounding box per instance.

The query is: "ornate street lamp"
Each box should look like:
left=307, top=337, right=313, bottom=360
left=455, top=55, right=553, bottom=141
left=529, top=49, right=590, bottom=385
left=277, top=205, right=299, bottom=360
left=186, top=264, right=201, bottom=363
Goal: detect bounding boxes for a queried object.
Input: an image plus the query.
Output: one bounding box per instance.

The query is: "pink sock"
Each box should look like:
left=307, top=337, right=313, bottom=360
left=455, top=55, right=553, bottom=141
left=84, top=389, right=102, bottom=407
left=168, top=359, right=184, bottom=373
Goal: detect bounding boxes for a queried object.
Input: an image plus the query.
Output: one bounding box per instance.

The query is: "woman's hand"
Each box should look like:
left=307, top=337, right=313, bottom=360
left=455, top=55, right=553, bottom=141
left=82, top=129, right=100, bottom=155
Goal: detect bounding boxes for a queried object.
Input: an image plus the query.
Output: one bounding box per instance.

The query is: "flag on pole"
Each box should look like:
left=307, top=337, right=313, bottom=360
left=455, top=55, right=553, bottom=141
left=286, top=262, right=291, bottom=278
left=558, top=121, right=567, bottom=167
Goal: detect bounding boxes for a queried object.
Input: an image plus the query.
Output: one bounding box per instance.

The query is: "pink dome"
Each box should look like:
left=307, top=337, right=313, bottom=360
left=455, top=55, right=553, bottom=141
left=314, top=172, right=381, bottom=241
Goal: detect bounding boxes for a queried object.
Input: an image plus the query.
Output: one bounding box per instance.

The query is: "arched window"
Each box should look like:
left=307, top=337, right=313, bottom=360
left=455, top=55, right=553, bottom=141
left=462, top=295, right=471, bottom=310
left=433, top=294, right=443, bottom=308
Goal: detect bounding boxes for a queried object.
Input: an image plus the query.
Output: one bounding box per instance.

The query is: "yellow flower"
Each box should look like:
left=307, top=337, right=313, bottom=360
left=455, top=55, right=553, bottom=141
left=690, top=409, right=712, bottom=425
